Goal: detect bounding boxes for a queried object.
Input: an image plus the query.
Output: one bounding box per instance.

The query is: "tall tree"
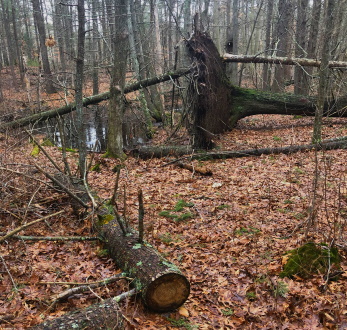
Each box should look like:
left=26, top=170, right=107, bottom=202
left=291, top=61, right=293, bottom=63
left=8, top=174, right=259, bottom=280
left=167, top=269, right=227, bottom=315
left=106, top=0, right=128, bottom=159
left=312, top=0, right=335, bottom=143
left=262, top=0, right=274, bottom=90
left=31, top=0, right=57, bottom=94
left=75, top=0, right=87, bottom=176
left=294, top=0, right=309, bottom=95
left=271, top=0, right=294, bottom=92
left=225, top=0, right=239, bottom=84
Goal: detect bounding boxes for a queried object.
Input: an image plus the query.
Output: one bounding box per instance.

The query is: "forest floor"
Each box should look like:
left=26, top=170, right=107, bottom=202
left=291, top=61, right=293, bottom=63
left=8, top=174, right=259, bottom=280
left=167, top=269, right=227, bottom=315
left=1, top=71, right=347, bottom=329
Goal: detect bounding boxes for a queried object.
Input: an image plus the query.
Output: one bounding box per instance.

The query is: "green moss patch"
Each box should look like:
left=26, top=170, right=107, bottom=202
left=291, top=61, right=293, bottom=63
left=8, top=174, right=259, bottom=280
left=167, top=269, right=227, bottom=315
left=159, top=199, right=195, bottom=222
left=280, top=242, right=340, bottom=279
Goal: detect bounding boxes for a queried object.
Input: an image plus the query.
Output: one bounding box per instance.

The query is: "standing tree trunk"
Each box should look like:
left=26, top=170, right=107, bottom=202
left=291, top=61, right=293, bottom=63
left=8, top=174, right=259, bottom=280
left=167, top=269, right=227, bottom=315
left=294, top=0, right=309, bottom=95
left=262, top=0, right=274, bottom=91
left=312, top=0, right=335, bottom=143
left=225, top=0, right=239, bottom=84
left=1, top=0, right=17, bottom=89
left=75, top=0, right=87, bottom=176
left=106, top=0, right=128, bottom=159
left=91, top=0, right=99, bottom=95
left=31, top=0, right=57, bottom=94
left=271, top=0, right=294, bottom=92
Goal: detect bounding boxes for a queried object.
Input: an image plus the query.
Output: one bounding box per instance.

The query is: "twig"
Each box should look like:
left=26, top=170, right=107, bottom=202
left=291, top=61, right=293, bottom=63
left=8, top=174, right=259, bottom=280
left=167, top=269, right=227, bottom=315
left=34, top=163, right=89, bottom=209
left=0, top=166, right=54, bottom=187
left=0, top=210, right=64, bottom=243
left=0, top=254, right=17, bottom=290
left=112, top=288, right=137, bottom=303
left=0, top=235, right=99, bottom=241
left=50, top=274, right=133, bottom=302
left=24, top=128, right=63, bottom=173
left=110, top=166, right=121, bottom=207
left=113, top=207, right=127, bottom=236
left=57, top=116, right=72, bottom=177
left=138, top=189, right=144, bottom=244
left=123, top=184, right=129, bottom=231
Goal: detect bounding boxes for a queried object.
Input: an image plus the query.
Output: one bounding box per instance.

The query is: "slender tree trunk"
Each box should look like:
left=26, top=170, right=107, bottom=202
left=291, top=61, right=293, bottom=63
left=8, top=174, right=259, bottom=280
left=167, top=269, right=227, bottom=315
left=106, top=0, right=128, bottom=159
left=226, top=0, right=239, bottom=84
left=92, top=0, right=99, bottom=95
left=75, top=0, right=87, bottom=176
left=294, top=0, right=309, bottom=95
left=31, top=0, right=57, bottom=94
left=312, top=0, right=335, bottom=143
left=262, top=0, right=274, bottom=91
left=271, top=0, right=294, bottom=92
left=1, top=0, right=17, bottom=89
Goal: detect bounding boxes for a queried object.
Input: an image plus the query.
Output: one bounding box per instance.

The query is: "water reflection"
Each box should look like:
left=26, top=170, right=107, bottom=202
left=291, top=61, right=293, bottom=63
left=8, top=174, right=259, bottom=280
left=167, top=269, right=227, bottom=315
left=34, top=104, right=148, bottom=152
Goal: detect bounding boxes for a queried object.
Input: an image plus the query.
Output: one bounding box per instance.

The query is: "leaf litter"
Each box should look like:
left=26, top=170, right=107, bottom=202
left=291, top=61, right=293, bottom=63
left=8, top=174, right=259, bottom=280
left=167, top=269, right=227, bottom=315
left=1, top=111, right=347, bottom=328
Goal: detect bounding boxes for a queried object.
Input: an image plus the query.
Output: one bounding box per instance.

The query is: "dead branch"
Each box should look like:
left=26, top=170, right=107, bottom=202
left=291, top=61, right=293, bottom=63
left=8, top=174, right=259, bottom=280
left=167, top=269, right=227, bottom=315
left=0, top=210, right=64, bottom=243
left=34, top=164, right=89, bottom=208
left=24, top=128, right=63, bottom=173
left=222, top=54, right=347, bottom=69
left=31, top=289, right=138, bottom=330
left=0, top=235, right=99, bottom=241
left=138, top=189, right=144, bottom=244
left=50, top=274, right=133, bottom=303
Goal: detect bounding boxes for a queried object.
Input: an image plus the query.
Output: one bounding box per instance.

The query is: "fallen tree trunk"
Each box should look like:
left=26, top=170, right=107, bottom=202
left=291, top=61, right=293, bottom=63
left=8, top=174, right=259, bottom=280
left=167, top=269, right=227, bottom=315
left=228, top=86, right=347, bottom=127
left=98, top=205, right=190, bottom=312
left=0, top=68, right=191, bottom=130
left=32, top=173, right=190, bottom=328
left=31, top=289, right=137, bottom=330
left=222, top=54, right=347, bottom=69
left=189, top=136, right=347, bottom=160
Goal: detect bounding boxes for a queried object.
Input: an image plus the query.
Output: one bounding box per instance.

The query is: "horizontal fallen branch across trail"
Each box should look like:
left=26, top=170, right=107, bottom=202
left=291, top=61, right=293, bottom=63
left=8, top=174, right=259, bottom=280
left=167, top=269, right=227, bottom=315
left=222, top=54, right=347, bottom=68
left=190, top=137, right=347, bottom=160
left=0, top=68, right=191, bottom=130
left=0, top=235, right=99, bottom=241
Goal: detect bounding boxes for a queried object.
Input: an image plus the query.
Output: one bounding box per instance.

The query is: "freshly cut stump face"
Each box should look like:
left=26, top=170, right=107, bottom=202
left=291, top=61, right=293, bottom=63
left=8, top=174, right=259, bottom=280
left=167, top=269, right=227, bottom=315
left=145, top=273, right=190, bottom=312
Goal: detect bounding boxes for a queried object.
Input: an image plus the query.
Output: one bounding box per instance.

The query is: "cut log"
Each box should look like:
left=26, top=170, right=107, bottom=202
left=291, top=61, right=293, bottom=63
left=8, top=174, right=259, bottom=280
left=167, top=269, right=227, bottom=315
left=98, top=206, right=190, bottom=312
left=223, top=54, right=347, bottom=69
left=49, top=173, right=190, bottom=312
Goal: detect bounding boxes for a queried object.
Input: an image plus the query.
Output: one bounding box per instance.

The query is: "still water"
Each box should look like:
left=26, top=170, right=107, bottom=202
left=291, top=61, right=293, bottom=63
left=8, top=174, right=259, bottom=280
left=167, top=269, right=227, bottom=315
left=34, top=105, right=148, bottom=152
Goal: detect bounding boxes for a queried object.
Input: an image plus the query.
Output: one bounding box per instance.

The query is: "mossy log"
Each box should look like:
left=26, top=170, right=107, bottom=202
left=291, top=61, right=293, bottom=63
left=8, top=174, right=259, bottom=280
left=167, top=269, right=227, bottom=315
left=30, top=290, right=136, bottom=330
left=136, top=145, right=193, bottom=159
left=49, top=174, right=190, bottom=312
left=228, top=86, right=347, bottom=128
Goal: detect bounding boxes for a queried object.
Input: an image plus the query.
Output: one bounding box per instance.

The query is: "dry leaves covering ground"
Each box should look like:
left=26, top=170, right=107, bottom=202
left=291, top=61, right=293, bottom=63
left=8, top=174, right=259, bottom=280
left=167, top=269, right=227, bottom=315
left=1, top=74, right=347, bottom=328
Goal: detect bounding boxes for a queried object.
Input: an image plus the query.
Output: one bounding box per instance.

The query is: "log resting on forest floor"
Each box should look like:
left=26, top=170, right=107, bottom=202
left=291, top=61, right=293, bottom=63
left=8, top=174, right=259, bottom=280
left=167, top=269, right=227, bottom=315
left=34, top=173, right=190, bottom=328
left=31, top=289, right=137, bottom=330
left=136, top=136, right=347, bottom=161
left=187, top=137, right=347, bottom=160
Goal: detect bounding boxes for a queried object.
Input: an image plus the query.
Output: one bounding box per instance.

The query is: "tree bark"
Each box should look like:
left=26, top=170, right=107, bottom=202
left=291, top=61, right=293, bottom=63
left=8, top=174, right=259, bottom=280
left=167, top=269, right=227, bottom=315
left=106, top=0, right=130, bottom=159
left=75, top=0, right=87, bottom=177
left=31, top=290, right=137, bottom=329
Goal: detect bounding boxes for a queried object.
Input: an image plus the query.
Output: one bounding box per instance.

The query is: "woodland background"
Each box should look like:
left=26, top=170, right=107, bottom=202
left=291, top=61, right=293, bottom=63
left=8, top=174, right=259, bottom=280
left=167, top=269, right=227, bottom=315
left=1, top=0, right=347, bottom=328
